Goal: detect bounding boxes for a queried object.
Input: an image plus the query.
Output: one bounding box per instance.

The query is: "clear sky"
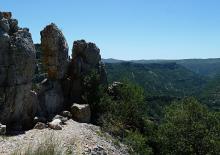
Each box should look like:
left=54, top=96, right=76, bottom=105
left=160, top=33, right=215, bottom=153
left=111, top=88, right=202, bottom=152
left=1, top=0, right=220, bottom=60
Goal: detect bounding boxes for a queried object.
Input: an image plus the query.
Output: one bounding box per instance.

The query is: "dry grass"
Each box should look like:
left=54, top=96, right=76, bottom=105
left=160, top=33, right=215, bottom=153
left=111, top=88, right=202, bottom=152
left=12, top=133, right=62, bottom=155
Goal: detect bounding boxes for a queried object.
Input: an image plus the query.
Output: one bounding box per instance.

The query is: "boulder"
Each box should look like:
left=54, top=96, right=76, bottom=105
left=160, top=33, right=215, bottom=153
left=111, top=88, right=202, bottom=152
left=71, top=103, right=91, bottom=123
left=34, top=122, right=46, bottom=130
left=60, top=111, right=72, bottom=118
left=48, top=119, right=62, bottom=130
left=0, top=124, right=6, bottom=135
left=52, top=115, right=68, bottom=124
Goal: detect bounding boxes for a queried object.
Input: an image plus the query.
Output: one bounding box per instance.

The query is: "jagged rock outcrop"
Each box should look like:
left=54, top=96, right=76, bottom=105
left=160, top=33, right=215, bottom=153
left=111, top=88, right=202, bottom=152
left=0, top=11, right=37, bottom=130
left=63, top=40, right=107, bottom=106
left=40, top=23, right=68, bottom=80
left=0, top=11, right=108, bottom=129
left=37, top=24, right=68, bottom=117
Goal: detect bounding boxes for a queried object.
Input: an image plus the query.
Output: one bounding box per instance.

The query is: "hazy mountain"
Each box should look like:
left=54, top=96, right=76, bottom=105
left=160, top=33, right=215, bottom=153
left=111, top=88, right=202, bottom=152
left=103, top=58, right=220, bottom=78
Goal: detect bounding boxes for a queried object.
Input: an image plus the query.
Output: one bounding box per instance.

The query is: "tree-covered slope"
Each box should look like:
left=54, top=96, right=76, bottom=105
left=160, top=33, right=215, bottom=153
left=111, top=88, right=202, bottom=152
left=103, top=58, right=220, bottom=78
left=200, top=74, right=220, bottom=111
left=105, top=62, right=207, bottom=98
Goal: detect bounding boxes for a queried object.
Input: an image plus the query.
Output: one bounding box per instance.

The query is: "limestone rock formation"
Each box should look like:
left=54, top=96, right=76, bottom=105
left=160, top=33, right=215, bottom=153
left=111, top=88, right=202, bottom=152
left=38, top=79, right=64, bottom=116
left=40, top=23, right=68, bottom=80
left=0, top=11, right=37, bottom=130
left=33, top=122, right=46, bottom=130
left=48, top=119, right=62, bottom=130
left=64, top=40, right=107, bottom=105
left=37, top=24, right=69, bottom=118
left=60, top=110, right=72, bottom=118
left=0, top=11, right=108, bottom=130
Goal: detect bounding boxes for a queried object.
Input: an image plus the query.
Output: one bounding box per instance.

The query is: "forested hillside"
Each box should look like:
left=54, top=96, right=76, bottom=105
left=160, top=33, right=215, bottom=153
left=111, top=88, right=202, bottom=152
left=105, top=62, right=206, bottom=97
left=103, top=58, right=220, bottom=78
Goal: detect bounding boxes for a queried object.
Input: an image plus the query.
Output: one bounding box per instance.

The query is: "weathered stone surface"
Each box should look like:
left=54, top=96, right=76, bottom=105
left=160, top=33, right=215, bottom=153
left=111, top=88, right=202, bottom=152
left=0, top=12, right=3, bottom=20
left=48, top=119, right=62, bottom=130
left=36, top=24, right=68, bottom=119
left=40, top=23, right=68, bottom=80
left=71, top=103, right=91, bottom=123
left=0, top=124, right=6, bottom=135
left=8, top=19, right=19, bottom=33
left=37, top=79, right=64, bottom=117
left=0, top=11, right=37, bottom=130
left=2, top=12, right=12, bottom=19
left=0, top=18, right=10, bottom=32
left=52, top=115, right=68, bottom=124
left=60, top=111, right=72, bottom=118
left=34, top=122, right=46, bottom=130
left=63, top=40, right=107, bottom=106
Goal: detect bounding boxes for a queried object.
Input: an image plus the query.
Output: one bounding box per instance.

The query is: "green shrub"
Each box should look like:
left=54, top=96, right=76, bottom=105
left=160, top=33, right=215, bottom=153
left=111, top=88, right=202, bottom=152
left=158, top=98, right=220, bottom=155
left=124, top=130, right=153, bottom=155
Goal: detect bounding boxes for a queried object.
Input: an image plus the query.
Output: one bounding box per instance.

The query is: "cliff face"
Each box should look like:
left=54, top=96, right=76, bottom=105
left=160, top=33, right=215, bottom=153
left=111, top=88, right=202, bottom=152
left=0, top=12, right=37, bottom=129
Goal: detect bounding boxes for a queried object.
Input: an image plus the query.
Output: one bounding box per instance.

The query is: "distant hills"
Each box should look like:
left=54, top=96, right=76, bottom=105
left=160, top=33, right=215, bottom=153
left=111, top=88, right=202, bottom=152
left=103, top=58, right=220, bottom=78
left=103, top=58, right=220, bottom=111
left=105, top=62, right=206, bottom=97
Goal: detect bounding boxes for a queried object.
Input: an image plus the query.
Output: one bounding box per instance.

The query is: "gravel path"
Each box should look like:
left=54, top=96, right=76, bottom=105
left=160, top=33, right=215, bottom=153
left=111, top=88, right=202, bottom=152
left=0, top=120, right=128, bottom=155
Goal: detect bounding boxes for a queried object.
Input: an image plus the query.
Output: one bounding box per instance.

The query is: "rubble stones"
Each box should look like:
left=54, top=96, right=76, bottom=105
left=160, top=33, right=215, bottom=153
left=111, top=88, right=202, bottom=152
left=48, top=119, right=62, bottom=130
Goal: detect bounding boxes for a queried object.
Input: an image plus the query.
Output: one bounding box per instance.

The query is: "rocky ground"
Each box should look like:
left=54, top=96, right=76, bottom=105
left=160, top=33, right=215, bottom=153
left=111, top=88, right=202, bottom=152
left=0, top=120, right=128, bottom=155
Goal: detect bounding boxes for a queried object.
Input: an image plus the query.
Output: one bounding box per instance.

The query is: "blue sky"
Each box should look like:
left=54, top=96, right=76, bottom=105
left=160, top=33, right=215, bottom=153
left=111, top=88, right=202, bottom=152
left=1, top=0, right=220, bottom=60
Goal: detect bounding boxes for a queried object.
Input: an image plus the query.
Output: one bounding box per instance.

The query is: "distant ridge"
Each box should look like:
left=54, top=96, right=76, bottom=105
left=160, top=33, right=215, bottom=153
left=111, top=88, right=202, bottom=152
left=103, top=58, right=220, bottom=78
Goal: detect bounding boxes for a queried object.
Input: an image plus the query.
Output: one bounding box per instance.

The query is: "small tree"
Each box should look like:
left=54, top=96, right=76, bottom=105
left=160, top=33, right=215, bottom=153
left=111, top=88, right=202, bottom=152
left=158, top=98, right=220, bottom=155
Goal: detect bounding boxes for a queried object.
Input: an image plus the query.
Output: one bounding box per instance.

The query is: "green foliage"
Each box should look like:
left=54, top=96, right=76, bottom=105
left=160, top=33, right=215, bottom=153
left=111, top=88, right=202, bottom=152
left=158, top=98, right=220, bottom=155
left=105, top=62, right=206, bottom=98
left=97, top=81, right=151, bottom=154
left=200, top=74, right=220, bottom=111
left=124, top=130, right=153, bottom=155
left=99, top=80, right=147, bottom=132
left=82, top=70, right=104, bottom=121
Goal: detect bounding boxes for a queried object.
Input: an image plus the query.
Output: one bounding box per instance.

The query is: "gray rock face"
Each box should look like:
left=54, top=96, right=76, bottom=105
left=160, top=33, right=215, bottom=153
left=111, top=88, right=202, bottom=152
left=71, top=103, right=91, bottom=123
left=60, top=111, right=72, bottom=118
left=40, top=23, right=68, bottom=80
left=63, top=40, right=107, bottom=105
left=38, top=79, right=64, bottom=116
left=0, top=123, right=6, bottom=135
left=48, top=119, right=62, bottom=130
left=0, top=12, right=37, bottom=130
left=37, top=24, right=69, bottom=118
left=34, top=122, right=46, bottom=130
